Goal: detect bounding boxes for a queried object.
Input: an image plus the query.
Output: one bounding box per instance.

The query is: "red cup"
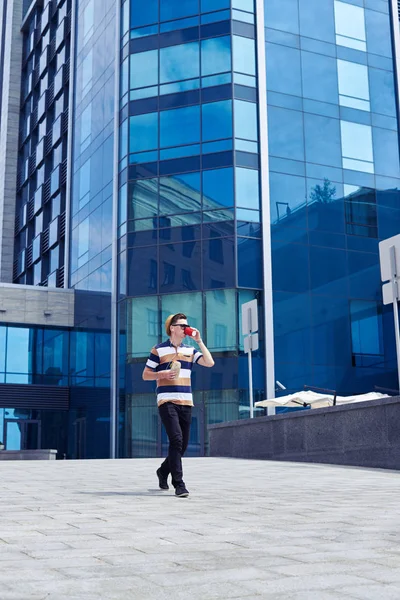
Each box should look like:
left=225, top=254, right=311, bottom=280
left=184, top=326, right=196, bottom=337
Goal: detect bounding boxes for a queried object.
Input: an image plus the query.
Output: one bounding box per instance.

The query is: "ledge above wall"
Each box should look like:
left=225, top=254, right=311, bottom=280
left=0, top=283, right=74, bottom=327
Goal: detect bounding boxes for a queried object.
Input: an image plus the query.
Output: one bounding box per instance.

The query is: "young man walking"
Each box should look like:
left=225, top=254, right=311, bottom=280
left=142, top=313, right=214, bottom=497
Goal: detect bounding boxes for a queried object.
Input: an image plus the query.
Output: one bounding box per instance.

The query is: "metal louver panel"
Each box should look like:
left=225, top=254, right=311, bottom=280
left=0, top=384, right=69, bottom=410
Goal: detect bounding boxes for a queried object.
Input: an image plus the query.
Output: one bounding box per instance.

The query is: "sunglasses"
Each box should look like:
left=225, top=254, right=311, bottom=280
left=172, top=324, right=189, bottom=329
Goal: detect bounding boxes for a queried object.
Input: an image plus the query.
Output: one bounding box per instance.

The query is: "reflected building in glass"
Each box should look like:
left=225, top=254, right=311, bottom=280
left=0, top=0, right=400, bottom=458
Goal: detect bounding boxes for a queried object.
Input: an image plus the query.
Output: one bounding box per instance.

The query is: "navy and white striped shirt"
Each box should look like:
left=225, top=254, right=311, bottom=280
left=146, top=340, right=203, bottom=407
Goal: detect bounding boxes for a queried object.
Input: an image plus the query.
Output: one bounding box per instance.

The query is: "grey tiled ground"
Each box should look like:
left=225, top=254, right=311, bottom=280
left=1, top=458, right=400, bottom=599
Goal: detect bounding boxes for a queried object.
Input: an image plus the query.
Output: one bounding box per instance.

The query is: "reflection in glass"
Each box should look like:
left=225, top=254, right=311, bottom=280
left=201, top=36, right=231, bottom=77
left=266, top=43, right=301, bottom=97
left=301, top=52, right=338, bottom=104
left=202, top=100, right=232, bottom=142
left=340, top=121, right=373, bottom=172
left=270, top=172, right=306, bottom=225
left=350, top=300, right=383, bottom=358
left=203, top=167, right=234, bottom=209
left=234, top=100, right=258, bottom=141
left=159, top=173, right=201, bottom=215
left=129, top=113, right=158, bottom=153
left=130, top=0, right=158, bottom=28
left=7, top=328, right=32, bottom=374
left=268, top=106, right=304, bottom=161
left=160, top=42, right=199, bottom=84
left=334, top=1, right=366, bottom=52
left=233, top=36, right=256, bottom=76
left=206, top=289, right=236, bottom=351
left=130, top=50, right=158, bottom=89
left=160, top=0, right=198, bottom=21
left=236, top=167, right=259, bottom=210
left=337, top=60, right=369, bottom=111
left=129, top=179, right=158, bottom=219
left=161, top=292, right=203, bottom=348
left=127, top=297, right=159, bottom=357
left=160, top=105, right=200, bottom=148
left=159, top=242, right=202, bottom=293
left=264, top=0, right=299, bottom=35
left=304, top=113, right=341, bottom=168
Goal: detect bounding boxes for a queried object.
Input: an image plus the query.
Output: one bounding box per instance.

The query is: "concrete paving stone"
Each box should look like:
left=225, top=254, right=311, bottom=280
left=239, top=574, right=376, bottom=596
left=343, top=585, right=400, bottom=600
left=1, top=458, right=400, bottom=598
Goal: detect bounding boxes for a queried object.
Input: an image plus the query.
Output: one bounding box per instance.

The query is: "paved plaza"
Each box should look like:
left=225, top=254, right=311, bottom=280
left=1, top=457, right=400, bottom=599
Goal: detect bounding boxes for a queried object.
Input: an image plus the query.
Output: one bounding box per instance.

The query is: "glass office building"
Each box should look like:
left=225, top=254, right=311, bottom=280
left=1, top=0, right=400, bottom=457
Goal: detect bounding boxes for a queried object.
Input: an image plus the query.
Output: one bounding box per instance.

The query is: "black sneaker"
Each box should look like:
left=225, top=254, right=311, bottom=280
left=156, top=468, right=169, bottom=490
left=175, top=485, right=189, bottom=498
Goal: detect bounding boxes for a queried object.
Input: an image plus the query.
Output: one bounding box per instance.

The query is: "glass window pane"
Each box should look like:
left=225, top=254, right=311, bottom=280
left=268, top=106, right=304, bottom=161
left=337, top=60, right=369, bottom=102
left=130, top=50, right=158, bottom=89
left=159, top=242, right=202, bottom=293
left=160, top=106, right=200, bottom=148
left=334, top=1, right=365, bottom=41
left=201, top=0, right=229, bottom=10
left=201, top=36, right=231, bottom=77
left=238, top=238, right=263, bottom=288
left=266, top=43, right=301, bottom=97
left=365, top=8, right=391, bottom=58
left=129, top=113, right=158, bottom=152
left=233, top=36, right=255, bottom=76
left=236, top=168, right=259, bottom=210
left=129, top=179, right=158, bottom=219
left=7, top=328, right=32, bottom=374
left=302, top=52, right=338, bottom=104
left=130, top=0, right=158, bottom=28
left=78, top=218, right=89, bottom=258
left=160, top=42, right=199, bottom=84
left=203, top=167, right=234, bottom=209
left=206, top=289, right=236, bottom=351
left=350, top=300, right=382, bottom=356
left=160, top=0, right=199, bottom=21
left=159, top=173, right=201, bottom=215
left=128, top=297, right=159, bottom=357
left=270, top=172, right=306, bottom=226
left=161, top=292, right=203, bottom=348
left=264, top=0, right=299, bottom=35
left=128, top=246, right=158, bottom=296
left=299, top=0, right=335, bottom=43
left=373, top=127, right=400, bottom=179
left=234, top=100, right=257, bottom=141
left=0, top=327, right=6, bottom=372
left=340, top=121, right=373, bottom=162
left=202, top=100, right=232, bottom=142
left=304, top=114, right=342, bottom=168
left=369, top=68, right=396, bottom=118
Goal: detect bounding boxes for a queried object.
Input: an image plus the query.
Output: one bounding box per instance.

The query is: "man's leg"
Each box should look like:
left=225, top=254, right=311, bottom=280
left=158, top=403, right=184, bottom=487
left=179, top=406, right=192, bottom=457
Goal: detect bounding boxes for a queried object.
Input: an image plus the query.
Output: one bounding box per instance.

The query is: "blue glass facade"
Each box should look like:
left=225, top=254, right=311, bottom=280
left=118, top=0, right=267, bottom=457
left=4, top=0, right=400, bottom=459
left=265, top=0, right=400, bottom=394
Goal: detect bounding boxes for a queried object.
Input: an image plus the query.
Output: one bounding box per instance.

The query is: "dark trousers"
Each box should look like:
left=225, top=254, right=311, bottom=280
left=158, top=402, right=192, bottom=488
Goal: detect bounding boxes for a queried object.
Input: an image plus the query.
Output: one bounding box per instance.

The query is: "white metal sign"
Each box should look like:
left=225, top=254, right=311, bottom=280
left=379, top=233, right=400, bottom=283
left=241, top=299, right=258, bottom=336
left=241, top=300, right=259, bottom=419
left=244, top=333, right=259, bottom=354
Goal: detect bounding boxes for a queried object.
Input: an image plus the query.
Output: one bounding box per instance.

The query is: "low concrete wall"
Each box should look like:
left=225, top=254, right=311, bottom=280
left=209, top=396, right=400, bottom=470
left=0, top=449, right=57, bottom=460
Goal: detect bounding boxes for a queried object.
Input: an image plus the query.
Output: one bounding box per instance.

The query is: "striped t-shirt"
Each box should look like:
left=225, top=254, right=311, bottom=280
left=146, top=340, right=203, bottom=407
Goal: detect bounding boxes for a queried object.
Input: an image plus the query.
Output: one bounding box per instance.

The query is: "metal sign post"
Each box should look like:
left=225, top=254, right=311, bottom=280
left=242, top=300, right=259, bottom=418
left=379, top=234, right=400, bottom=393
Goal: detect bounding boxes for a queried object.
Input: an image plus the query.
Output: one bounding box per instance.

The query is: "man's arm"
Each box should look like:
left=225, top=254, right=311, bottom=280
left=193, top=331, right=214, bottom=368
left=142, top=367, right=177, bottom=381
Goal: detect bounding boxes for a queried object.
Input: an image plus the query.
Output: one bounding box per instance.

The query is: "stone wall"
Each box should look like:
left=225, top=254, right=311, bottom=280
left=209, top=396, right=400, bottom=470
